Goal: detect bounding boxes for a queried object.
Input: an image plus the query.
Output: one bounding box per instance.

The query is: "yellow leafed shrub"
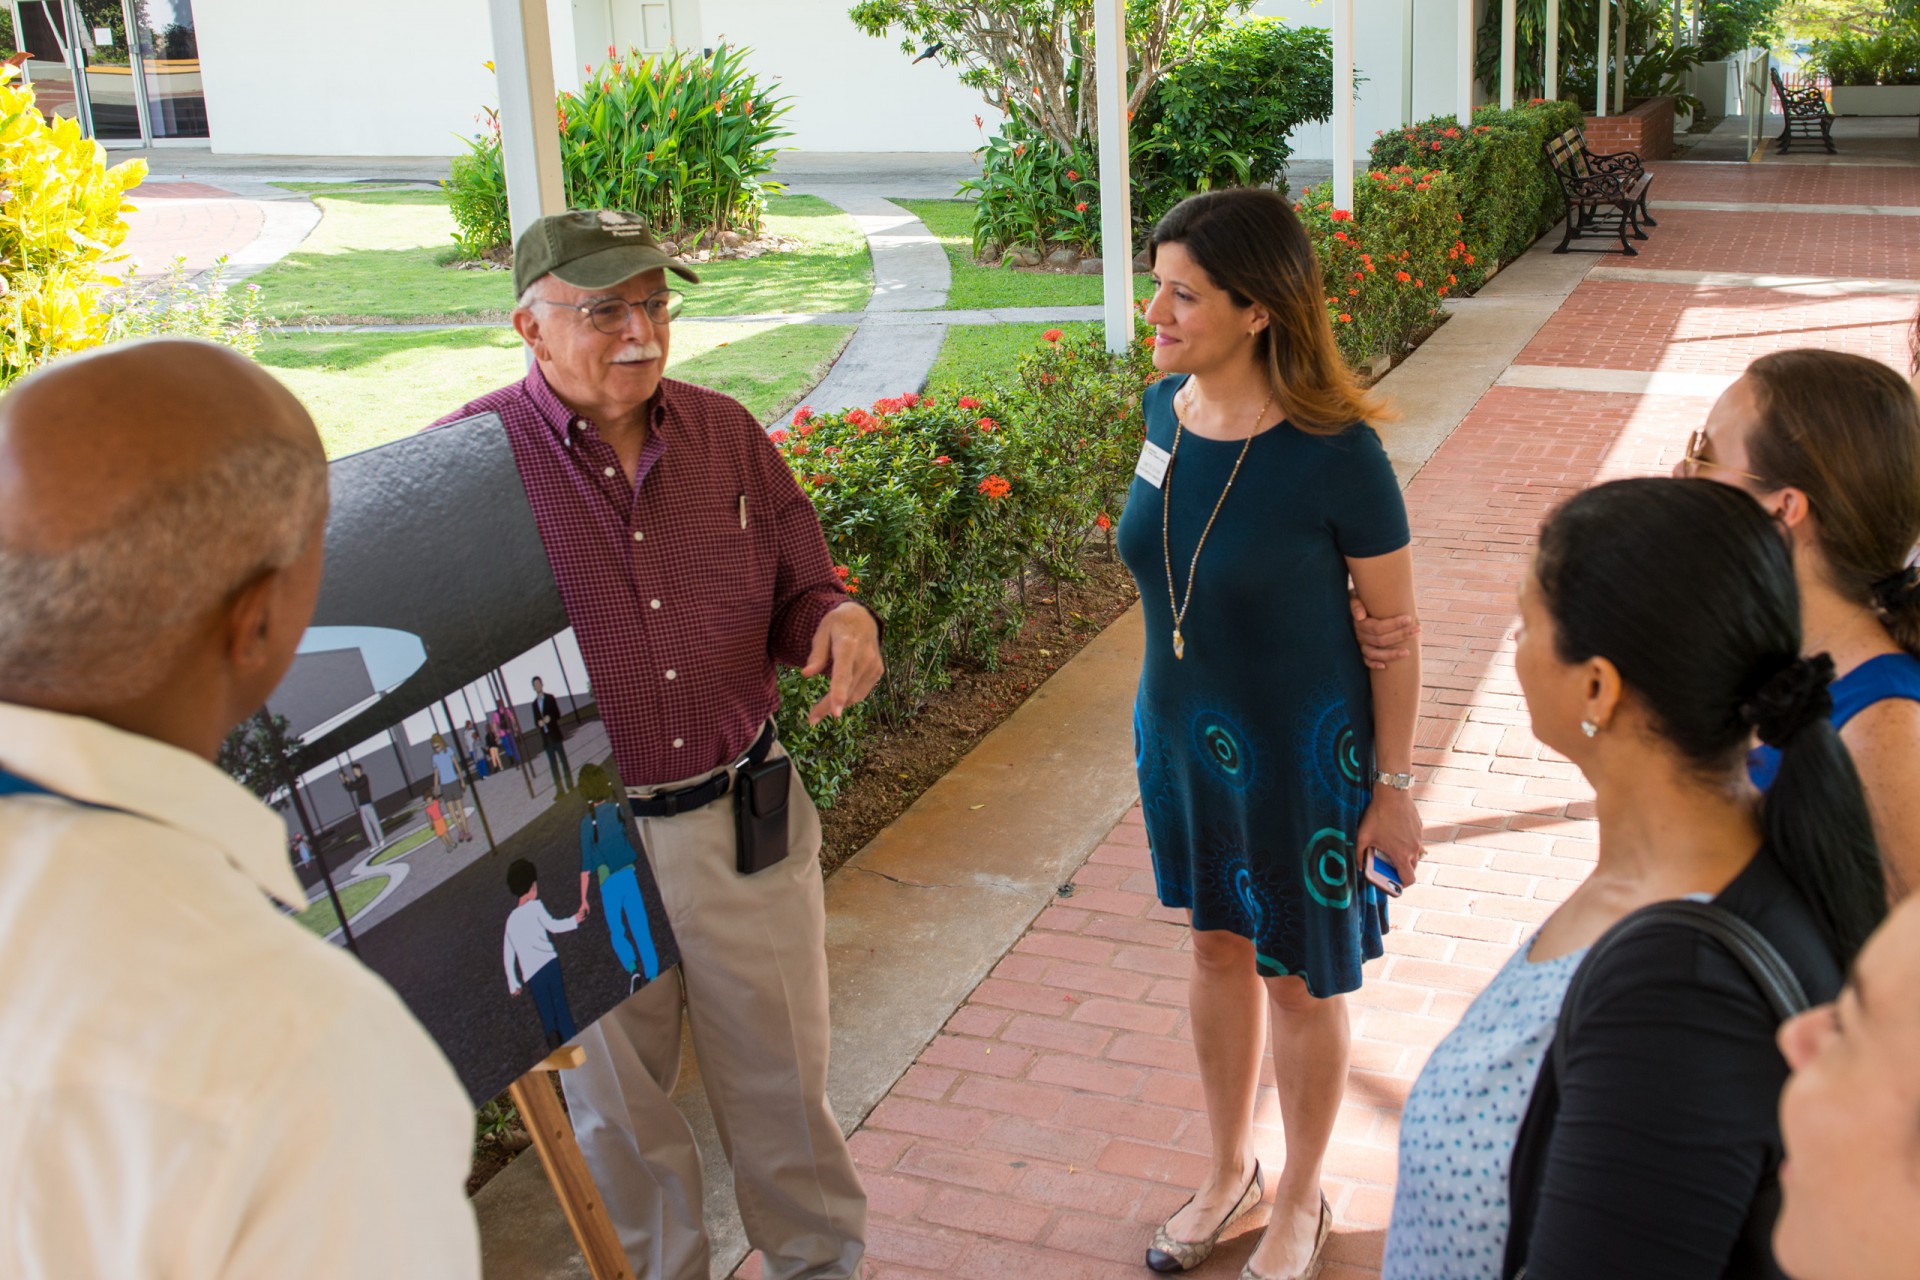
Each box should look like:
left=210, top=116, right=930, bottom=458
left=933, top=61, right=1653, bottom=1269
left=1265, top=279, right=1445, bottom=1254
left=0, top=66, right=146, bottom=388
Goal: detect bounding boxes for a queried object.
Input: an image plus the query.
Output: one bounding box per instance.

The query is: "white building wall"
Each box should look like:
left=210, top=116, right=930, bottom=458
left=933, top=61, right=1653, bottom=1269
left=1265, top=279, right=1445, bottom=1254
left=1251, top=0, right=1485, bottom=162
left=194, top=0, right=502, bottom=156
left=699, top=0, right=987, bottom=151
left=188, top=0, right=1478, bottom=158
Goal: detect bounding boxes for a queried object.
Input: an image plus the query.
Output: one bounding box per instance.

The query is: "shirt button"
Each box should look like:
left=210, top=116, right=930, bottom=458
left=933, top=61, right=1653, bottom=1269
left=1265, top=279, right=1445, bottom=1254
left=672, top=738, right=684, bottom=749
left=665, top=669, right=677, bottom=681
left=649, top=599, right=661, bottom=609
left=631, top=531, right=644, bottom=542
left=603, top=466, right=616, bottom=478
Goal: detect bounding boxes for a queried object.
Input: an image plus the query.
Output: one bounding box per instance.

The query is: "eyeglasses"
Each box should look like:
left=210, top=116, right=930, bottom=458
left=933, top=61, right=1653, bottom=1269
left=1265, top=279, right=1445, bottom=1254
left=1681, top=429, right=1768, bottom=485
left=535, top=289, right=685, bottom=333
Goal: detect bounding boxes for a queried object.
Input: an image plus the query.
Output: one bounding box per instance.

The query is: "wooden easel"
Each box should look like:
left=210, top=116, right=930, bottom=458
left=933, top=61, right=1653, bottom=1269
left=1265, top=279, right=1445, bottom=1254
left=509, top=1047, right=635, bottom=1280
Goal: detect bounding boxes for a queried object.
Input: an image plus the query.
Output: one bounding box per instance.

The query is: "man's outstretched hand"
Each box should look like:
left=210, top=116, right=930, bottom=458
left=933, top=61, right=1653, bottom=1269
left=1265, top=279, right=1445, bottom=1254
left=1351, top=593, right=1419, bottom=670
left=802, top=602, right=884, bottom=725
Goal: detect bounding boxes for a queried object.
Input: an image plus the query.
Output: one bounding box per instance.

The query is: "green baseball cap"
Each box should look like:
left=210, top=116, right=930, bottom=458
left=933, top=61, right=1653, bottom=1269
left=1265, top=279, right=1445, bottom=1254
left=513, top=209, right=700, bottom=299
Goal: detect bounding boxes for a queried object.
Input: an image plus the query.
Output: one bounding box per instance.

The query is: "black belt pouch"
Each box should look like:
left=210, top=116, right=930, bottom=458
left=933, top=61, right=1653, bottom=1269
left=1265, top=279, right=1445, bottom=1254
left=734, top=754, right=792, bottom=875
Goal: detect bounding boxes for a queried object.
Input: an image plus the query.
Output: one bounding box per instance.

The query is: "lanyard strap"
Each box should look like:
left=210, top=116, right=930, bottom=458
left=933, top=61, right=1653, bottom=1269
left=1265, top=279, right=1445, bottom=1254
left=0, top=765, right=123, bottom=814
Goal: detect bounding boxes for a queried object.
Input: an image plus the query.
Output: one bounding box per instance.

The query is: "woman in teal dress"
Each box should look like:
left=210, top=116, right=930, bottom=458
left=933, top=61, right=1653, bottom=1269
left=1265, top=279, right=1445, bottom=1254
left=1117, top=189, right=1424, bottom=1280
left=1678, top=348, right=1920, bottom=898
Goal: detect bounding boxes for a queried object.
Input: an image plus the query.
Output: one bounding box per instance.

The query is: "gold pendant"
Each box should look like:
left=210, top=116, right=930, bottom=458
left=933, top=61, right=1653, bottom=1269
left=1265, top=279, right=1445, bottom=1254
left=1173, top=627, right=1185, bottom=660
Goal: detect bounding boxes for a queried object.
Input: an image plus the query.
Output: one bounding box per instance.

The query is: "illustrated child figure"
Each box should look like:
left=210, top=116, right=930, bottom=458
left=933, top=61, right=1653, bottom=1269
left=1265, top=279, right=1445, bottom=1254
left=573, top=764, right=660, bottom=993
left=424, top=794, right=454, bottom=850
left=503, top=858, right=586, bottom=1050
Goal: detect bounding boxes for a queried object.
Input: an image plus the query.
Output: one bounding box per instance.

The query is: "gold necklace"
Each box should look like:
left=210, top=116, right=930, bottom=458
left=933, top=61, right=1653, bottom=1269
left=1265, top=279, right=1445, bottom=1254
left=1161, top=384, right=1273, bottom=660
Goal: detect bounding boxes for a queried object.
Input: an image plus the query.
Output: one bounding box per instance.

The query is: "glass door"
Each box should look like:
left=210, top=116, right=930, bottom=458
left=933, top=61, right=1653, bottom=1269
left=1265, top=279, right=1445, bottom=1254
left=11, top=0, right=87, bottom=125
left=70, top=0, right=141, bottom=141
left=131, top=0, right=206, bottom=139
left=8, top=0, right=205, bottom=143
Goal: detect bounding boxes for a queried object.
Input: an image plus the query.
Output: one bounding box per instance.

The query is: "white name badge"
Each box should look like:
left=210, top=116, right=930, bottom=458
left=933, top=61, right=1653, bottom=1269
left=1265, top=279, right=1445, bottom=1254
left=1135, top=440, right=1172, bottom=489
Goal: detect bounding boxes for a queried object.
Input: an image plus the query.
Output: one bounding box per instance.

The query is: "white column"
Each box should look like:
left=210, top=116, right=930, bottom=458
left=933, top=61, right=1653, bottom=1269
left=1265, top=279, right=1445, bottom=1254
left=1500, top=0, right=1517, bottom=108
left=1334, top=0, right=1355, bottom=213
left=1402, top=0, right=1415, bottom=125
left=1595, top=0, right=1609, bottom=116
left=488, top=0, right=567, bottom=249
left=1458, top=0, right=1474, bottom=126
left=1545, top=0, right=1560, bottom=101
left=1093, top=0, right=1133, bottom=355
left=1614, top=0, right=1628, bottom=114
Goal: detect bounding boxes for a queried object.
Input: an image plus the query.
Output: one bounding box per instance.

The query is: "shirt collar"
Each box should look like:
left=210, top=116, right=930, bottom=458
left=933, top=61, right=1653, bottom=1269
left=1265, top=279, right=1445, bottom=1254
left=0, top=701, right=304, bottom=905
left=524, top=363, right=677, bottom=448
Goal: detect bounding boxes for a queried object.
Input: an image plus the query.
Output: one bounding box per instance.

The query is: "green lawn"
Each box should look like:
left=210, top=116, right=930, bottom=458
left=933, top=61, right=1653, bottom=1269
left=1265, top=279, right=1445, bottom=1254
left=250, top=188, right=872, bottom=325
left=893, top=199, right=1154, bottom=312
left=369, top=823, right=442, bottom=866
left=262, top=320, right=854, bottom=458
left=295, top=874, right=389, bottom=937
left=924, top=322, right=1103, bottom=397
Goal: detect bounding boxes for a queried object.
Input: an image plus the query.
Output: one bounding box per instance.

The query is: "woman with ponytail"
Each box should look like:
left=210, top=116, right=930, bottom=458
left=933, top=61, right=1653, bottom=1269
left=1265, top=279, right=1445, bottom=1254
left=1679, top=348, right=1920, bottom=898
left=1385, top=479, right=1886, bottom=1280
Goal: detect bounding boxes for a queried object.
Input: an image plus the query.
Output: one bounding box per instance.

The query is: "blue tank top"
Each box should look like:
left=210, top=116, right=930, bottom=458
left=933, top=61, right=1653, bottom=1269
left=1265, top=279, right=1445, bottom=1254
left=1750, top=651, right=1920, bottom=789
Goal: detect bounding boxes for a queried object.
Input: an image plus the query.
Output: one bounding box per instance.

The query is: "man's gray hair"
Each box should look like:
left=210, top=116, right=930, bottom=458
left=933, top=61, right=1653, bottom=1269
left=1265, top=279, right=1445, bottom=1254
left=0, top=435, right=329, bottom=702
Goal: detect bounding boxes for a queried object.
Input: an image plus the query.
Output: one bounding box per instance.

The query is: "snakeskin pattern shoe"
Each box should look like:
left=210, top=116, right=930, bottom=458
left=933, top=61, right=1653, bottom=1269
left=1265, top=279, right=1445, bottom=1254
left=1239, top=1191, right=1331, bottom=1280
left=1144, top=1162, right=1264, bottom=1273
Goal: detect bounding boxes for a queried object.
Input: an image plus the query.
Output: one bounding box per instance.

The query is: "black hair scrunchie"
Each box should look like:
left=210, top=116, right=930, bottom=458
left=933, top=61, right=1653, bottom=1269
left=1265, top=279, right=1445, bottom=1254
left=1741, top=653, right=1836, bottom=749
left=1872, top=565, right=1920, bottom=614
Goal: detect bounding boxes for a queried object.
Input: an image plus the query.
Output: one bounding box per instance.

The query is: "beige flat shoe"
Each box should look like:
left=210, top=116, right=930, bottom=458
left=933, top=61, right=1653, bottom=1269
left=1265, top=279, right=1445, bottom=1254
left=1144, top=1161, right=1264, bottom=1273
left=1239, top=1191, right=1331, bottom=1280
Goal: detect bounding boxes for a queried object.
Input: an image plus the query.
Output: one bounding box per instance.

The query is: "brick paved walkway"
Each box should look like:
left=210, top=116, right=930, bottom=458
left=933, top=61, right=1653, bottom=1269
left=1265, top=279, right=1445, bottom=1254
left=120, top=180, right=268, bottom=278
left=734, top=149, right=1920, bottom=1280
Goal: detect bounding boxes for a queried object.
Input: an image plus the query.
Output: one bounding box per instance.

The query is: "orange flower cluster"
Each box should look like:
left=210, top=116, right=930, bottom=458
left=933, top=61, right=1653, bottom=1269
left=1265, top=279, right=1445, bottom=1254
left=977, top=475, right=1012, bottom=499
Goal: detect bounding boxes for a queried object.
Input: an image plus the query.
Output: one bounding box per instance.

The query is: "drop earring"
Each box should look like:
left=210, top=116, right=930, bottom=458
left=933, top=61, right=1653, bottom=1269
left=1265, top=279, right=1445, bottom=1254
left=1580, top=719, right=1598, bottom=738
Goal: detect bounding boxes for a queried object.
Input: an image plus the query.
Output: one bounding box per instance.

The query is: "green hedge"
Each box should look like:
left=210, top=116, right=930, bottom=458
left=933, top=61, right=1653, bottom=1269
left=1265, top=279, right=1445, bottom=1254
left=772, top=324, right=1157, bottom=804
left=1296, top=167, right=1468, bottom=367
left=1368, top=99, right=1581, bottom=280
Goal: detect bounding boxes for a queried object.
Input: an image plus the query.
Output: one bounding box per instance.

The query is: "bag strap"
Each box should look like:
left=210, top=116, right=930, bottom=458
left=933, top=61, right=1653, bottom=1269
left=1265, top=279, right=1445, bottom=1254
left=1511, top=900, right=1811, bottom=1279
left=1552, top=899, right=1810, bottom=1082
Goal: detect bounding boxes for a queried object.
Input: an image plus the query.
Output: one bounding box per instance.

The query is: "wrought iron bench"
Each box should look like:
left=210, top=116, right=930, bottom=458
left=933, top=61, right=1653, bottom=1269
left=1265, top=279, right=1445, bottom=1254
left=1770, top=69, right=1836, bottom=154
left=1544, top=127, right=1656, bottom=256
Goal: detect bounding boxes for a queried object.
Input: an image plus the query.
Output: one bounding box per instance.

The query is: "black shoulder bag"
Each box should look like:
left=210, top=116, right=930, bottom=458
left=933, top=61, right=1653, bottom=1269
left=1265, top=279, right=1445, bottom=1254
left=1506, top=900, right=1810, bottom=1280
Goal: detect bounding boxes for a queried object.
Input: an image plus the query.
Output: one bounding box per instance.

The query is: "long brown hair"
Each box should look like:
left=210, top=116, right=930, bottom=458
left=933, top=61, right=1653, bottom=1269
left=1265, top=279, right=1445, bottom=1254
left=1744, top=349, right=1920, bottom=655
left=1149, top=188, right=1387, bottom=436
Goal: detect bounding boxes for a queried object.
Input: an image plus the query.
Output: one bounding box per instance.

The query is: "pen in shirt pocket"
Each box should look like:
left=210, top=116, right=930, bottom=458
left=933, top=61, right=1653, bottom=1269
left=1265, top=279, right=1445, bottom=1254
left=739, top=493, right=748, bottom=529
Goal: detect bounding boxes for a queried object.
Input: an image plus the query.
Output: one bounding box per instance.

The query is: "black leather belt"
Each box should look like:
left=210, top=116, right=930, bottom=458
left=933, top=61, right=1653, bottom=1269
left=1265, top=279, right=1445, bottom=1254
left=626, top=720, right=775, bottom=818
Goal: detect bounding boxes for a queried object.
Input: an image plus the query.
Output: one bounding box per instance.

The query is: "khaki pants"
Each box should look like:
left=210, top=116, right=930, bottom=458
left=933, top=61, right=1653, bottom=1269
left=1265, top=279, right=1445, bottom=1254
left=561, top=745, right=865, bottom=1280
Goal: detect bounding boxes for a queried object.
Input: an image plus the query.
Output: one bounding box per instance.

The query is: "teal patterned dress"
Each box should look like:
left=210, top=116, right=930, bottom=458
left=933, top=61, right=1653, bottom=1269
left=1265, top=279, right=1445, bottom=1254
left=1117, top=374, right=1409, bottom=996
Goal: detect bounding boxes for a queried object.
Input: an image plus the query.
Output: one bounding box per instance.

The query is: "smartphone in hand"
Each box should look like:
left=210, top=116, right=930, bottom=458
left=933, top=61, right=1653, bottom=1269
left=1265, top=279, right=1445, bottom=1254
left=1364, top=851, right=1404, bottom=898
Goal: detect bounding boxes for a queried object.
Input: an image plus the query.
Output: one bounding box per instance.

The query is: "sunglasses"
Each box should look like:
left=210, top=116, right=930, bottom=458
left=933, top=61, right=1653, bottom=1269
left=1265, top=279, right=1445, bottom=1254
left=1681, top=429, right=1768, bottom=486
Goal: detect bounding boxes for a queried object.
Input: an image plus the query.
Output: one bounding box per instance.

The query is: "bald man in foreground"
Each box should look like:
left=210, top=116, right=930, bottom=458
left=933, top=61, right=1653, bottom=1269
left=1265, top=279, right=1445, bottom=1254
left=0, top=340, right=480, bottom=1278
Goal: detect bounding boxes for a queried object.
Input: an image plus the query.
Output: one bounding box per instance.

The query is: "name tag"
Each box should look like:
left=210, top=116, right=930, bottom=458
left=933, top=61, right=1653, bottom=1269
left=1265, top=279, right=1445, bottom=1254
left=1135, top=440, right=1172, bottom=489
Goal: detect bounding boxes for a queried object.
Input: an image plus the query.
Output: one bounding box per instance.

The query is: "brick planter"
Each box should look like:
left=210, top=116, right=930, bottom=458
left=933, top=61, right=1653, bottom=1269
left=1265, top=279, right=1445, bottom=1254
left=1582, top=95, right=1676, bottom=160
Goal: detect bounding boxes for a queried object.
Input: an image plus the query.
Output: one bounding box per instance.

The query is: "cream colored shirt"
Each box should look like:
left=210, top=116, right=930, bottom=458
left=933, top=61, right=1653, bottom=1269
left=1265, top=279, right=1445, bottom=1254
left=0, top=703, right=481, bottom=1279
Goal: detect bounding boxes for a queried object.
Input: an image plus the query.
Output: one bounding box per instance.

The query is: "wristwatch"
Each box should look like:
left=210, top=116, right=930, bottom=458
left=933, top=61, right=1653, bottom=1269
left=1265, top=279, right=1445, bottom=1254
left=1372, top=769, right=1416, bottom=791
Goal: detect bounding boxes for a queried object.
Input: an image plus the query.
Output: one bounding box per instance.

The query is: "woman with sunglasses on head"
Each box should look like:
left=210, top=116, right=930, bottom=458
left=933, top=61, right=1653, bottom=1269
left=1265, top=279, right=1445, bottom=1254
left=1385, top=478, right=1886, bottom=1279
left=1678, top=349, right=1920, bottom=898
left=1118, top=187, right=1423, bottom=1280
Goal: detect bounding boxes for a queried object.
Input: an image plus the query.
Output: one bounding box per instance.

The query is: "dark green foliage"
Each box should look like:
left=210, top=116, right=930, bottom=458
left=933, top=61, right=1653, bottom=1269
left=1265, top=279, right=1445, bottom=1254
left=965, top=17, right=1334, bottom=254
left=443, top=44, right=790, bottom=257
left=1472, top=0, right=1704, bottom=114
left=1811, top=22, right=1920, bottom=84
left=1131, top=19, right=1335, bottom=228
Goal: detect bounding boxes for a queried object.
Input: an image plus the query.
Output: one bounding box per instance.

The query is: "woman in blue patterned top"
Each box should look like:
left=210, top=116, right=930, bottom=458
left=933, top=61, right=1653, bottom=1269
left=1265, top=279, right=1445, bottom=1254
left=1116, top=188, right=1424, bottom=1280
left=1680, top=349, right=1920, bottom=898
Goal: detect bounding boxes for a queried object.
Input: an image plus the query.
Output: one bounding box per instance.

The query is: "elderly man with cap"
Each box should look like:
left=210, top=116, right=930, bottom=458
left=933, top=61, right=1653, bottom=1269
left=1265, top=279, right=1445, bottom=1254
left=0, top=339, right=480, bottom=1277
left=435, top=211, right=881, bottom=1280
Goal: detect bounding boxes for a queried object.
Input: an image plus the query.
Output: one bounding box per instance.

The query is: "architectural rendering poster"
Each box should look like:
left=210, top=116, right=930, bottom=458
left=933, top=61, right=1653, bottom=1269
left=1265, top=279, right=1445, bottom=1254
left=232, top=413, right=679, bottom=1104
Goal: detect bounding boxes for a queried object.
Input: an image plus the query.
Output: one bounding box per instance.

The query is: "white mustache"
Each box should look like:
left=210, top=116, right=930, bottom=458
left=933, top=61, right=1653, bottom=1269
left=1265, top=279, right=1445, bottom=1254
left=612, top=345, right=664, bottom=363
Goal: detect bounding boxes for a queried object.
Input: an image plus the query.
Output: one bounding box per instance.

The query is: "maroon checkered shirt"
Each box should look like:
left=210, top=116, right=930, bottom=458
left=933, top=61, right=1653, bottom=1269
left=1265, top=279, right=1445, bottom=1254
left=435, top=366, right=854, bottom=787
